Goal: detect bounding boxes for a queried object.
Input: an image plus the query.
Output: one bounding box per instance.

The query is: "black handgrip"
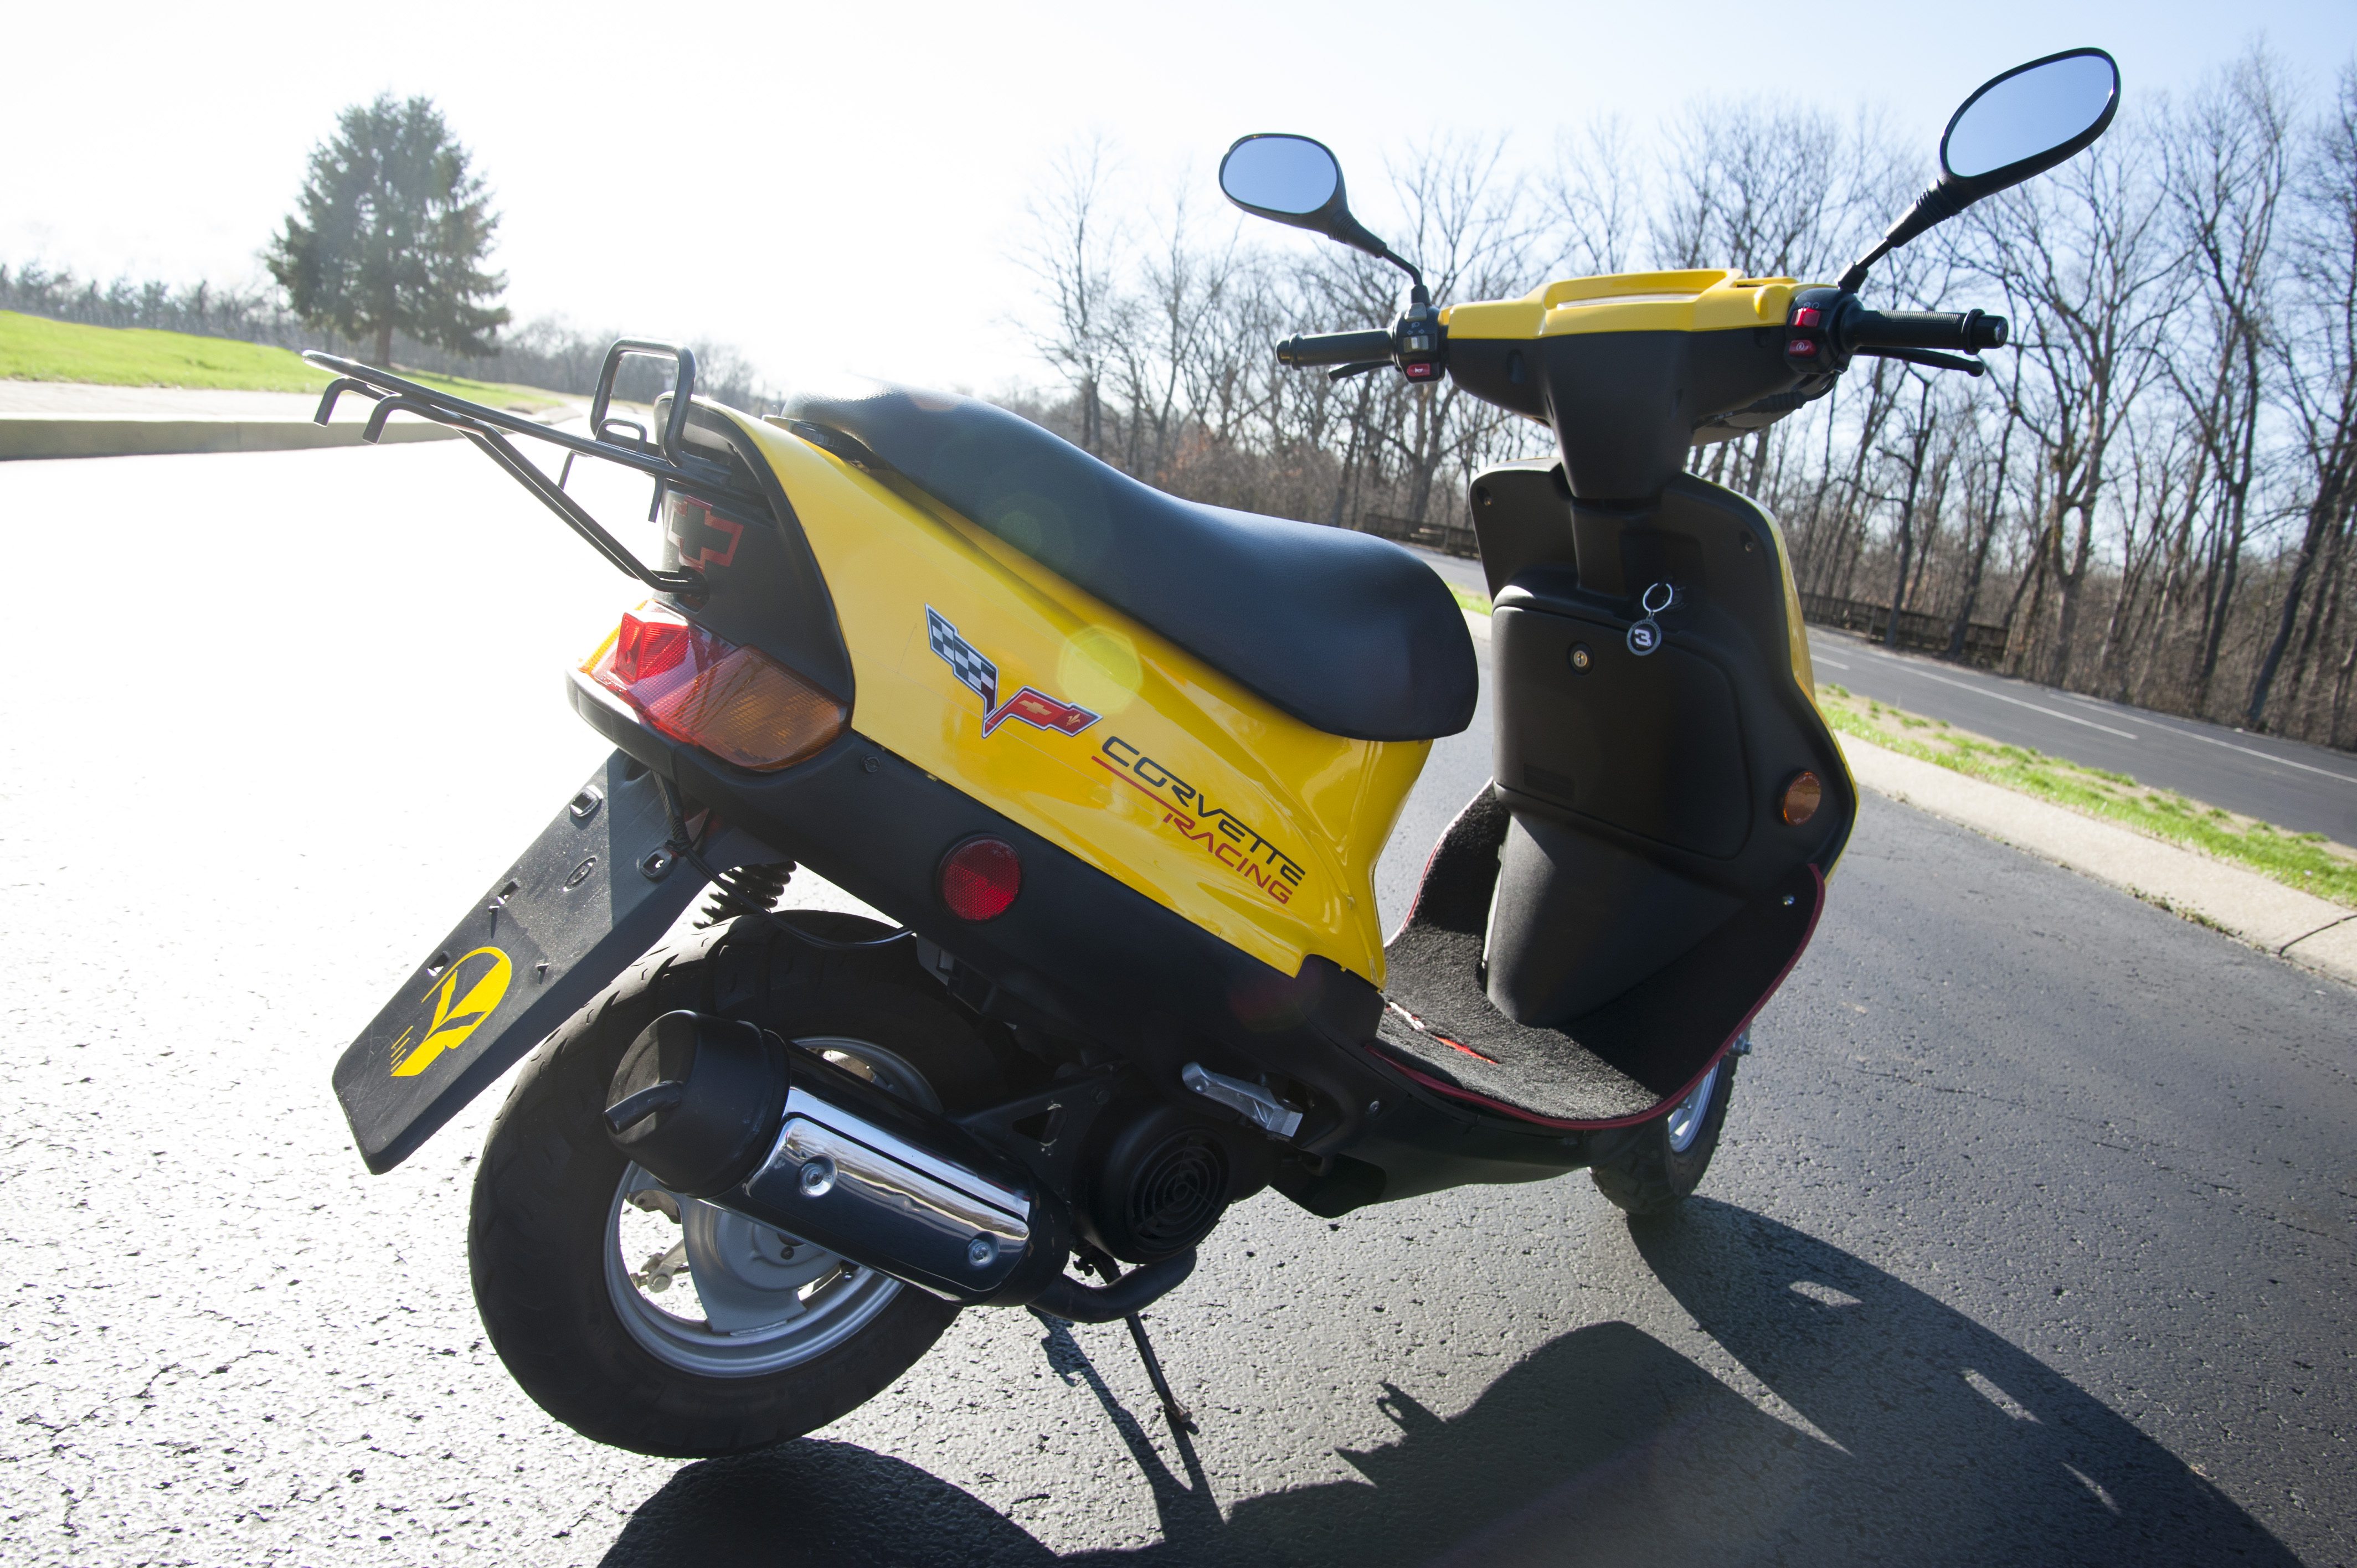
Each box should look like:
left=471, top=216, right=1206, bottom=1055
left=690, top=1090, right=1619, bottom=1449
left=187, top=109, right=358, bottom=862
left=1277, top=329, right=1396, bottom=368
left=1839, top=305, right=2009, bottom=354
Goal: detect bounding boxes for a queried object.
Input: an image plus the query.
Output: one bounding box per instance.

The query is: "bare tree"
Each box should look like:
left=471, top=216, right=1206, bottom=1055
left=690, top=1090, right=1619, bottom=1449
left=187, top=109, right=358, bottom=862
left=1547, top=117, right=1642, bottom=276
left=2156, top=54, right=2293, bottom=710
left=2251, top=66, right=2357, bottom=729
left=1971, top=128, right=2179, bottom=683
left=1018, top=136, right=1130, bottom=456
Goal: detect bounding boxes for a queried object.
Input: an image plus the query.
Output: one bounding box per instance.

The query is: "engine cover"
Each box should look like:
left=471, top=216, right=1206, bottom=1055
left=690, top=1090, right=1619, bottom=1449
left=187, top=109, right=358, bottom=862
left=1083, top=1102, right=1255, bottom=1263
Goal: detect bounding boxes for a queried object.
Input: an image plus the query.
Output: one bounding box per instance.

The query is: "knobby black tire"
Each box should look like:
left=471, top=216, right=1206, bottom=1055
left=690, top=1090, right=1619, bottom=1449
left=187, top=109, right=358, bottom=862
left=1588, top=1054, right=1738, bottom=1218
left=467, top=913, right=996, bottom=1457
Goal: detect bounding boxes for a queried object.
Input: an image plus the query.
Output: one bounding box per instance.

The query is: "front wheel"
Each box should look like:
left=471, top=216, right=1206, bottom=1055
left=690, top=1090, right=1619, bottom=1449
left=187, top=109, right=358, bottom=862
left=1589, top=1051, right=1737, bottom=1218
left=467, top=915, right=999, bottom=1457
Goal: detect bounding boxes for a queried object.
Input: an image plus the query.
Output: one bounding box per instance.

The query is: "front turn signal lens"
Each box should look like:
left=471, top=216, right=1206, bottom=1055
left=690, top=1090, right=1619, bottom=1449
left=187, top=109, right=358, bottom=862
left=1780, top=770, right=1824, bottom=827
left=584, top=604, right=846, bottom=771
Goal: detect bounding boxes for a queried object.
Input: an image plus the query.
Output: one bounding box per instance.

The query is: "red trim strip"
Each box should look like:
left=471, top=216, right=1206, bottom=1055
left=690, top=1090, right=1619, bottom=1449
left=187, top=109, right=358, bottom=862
left=1092, top=754, right=1166, bottom=805
left=1367, top=865, right=1828, bottom=1132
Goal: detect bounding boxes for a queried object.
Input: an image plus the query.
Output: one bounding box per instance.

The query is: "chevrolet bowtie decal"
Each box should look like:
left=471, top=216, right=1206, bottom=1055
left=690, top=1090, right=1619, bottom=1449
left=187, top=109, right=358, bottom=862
left=927, top=607, right=1101, bottom=739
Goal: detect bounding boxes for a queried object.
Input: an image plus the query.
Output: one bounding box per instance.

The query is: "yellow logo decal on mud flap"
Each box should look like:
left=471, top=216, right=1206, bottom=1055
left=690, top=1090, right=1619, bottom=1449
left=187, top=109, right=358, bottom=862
left=388, top=946, right=512, bottom=1078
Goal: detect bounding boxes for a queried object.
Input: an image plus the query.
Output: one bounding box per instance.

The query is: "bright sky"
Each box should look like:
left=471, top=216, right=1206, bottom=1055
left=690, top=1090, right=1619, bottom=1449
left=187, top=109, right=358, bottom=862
left=7, top=1, right=2353, bottom=396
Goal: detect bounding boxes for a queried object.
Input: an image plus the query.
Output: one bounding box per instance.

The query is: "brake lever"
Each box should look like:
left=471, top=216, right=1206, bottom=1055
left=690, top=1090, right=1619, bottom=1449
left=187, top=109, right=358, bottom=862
left=1855, top=345, right=1987, bottom=377
left=1329, top=360, right=1391, bottom=383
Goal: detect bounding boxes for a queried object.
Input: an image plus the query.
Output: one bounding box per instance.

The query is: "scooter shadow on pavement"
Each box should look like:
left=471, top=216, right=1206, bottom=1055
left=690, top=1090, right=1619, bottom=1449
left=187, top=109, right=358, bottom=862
left=601, top=1202, right=2294, bottom=1568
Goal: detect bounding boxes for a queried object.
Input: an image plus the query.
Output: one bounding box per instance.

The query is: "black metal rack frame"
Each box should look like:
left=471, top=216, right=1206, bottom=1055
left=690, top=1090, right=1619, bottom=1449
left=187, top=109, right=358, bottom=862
left=305, top=339, right=765, bottom=605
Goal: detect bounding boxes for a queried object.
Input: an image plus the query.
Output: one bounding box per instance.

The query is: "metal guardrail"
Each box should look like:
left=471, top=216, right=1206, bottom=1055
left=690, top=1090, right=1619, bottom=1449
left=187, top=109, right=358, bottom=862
left=1356, top=512, right=1480, bottom=559
left=1800, top=592, right=2008, bottom=668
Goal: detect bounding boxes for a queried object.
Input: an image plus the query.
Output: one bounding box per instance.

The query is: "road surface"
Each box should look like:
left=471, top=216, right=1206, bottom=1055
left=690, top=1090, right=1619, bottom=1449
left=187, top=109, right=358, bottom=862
left=1809, top=627, right=2357, bottom=842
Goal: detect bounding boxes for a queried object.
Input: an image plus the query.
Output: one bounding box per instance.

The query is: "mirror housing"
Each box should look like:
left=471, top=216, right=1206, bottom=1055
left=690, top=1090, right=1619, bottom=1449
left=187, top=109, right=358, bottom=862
left=1838, top=48, right=2119, bottom=291
left=1219, top=133, right=1424, bottom=293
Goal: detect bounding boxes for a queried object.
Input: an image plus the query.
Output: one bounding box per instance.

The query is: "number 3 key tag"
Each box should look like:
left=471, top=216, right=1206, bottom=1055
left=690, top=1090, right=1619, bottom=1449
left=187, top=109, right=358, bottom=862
left=1627, top=581, right=1675, bottom=657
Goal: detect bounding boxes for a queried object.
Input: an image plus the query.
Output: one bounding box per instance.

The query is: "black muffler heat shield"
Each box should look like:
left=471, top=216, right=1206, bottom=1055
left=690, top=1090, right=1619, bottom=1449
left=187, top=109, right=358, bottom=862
left=605, top=1011, right=1069, bottom=1305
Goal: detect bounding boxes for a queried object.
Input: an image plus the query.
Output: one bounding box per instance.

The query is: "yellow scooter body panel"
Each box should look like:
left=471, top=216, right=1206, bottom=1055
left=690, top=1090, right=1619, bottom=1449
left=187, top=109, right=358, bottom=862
left=1443, top=268, right=1803, bottom=341
left=720, top=409, right=1426, bottom=988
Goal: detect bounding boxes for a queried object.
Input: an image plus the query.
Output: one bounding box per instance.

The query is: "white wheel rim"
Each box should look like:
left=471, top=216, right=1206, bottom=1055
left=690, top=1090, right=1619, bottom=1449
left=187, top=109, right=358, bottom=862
left=1664, top=1063, right=1720, bottom=1154
left=600, top=1033, right=936, bottom=1378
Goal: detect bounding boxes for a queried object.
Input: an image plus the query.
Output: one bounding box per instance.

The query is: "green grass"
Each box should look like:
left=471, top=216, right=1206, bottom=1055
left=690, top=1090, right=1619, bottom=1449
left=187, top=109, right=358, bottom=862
left=1449, top=582, right=1493, bottom=616
left=0, top=311, right=571, bottom=410
left=1817, top=683, right=2357, bottom=909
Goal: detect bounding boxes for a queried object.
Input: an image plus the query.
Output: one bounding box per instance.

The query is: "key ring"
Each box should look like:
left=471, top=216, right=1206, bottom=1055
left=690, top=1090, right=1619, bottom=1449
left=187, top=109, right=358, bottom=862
left=1628, top=580, right=1675, bottom=657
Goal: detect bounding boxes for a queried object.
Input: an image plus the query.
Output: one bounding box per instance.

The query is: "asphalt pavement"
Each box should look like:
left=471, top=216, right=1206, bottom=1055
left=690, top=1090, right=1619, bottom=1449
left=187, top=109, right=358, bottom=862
left=1, top=446, right=2351, bottom=1565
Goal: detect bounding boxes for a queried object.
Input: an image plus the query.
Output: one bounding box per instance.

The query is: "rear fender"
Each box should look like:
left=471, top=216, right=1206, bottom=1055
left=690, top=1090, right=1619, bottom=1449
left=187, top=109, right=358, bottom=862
left=332, top=750, right=772, bottom=1173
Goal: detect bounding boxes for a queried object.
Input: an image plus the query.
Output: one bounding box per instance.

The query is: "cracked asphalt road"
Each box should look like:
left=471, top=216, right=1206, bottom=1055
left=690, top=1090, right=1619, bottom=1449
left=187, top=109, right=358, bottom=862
left=1, top=442, right=2350, bottom=1565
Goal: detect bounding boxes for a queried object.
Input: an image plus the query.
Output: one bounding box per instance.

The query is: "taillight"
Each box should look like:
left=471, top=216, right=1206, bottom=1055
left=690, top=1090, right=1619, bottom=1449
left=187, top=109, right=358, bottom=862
left=583, top=604, right=846, bottom=771
left=939, top=836, right=1021, bottom=921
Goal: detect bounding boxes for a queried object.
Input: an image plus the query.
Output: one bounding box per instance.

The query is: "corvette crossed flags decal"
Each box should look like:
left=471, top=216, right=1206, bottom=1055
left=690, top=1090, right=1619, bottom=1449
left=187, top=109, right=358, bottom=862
left=927, top=607, right=1101, bottom=738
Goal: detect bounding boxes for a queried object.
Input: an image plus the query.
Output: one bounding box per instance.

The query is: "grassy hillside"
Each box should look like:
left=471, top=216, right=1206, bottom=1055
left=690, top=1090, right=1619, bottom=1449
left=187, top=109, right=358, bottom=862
left=0, top=311, right=570, bottom=410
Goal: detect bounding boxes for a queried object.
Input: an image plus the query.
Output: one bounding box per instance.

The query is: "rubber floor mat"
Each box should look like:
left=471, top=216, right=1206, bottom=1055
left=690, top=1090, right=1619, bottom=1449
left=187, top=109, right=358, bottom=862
left=1373, top=784, right=1821, bottom=1126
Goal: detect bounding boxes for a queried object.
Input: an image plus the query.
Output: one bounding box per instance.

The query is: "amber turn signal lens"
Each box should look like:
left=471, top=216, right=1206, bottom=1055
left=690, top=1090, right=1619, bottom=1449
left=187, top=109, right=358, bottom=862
left=1780, top=770, right=1824, bottom=826
left=584, top=604, right=846, bottom=771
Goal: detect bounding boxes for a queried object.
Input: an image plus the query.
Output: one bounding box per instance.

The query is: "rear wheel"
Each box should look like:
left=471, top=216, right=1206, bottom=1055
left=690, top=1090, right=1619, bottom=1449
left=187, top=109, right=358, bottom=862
left=1589, top=1052, right=1737, bottom=1218
left=468, top=914, right=999, bottom=1457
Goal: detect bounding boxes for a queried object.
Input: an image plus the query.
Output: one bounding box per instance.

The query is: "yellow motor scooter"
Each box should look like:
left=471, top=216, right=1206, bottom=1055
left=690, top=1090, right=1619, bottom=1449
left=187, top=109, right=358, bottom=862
left=317, top=48, right=2117, bottom=1456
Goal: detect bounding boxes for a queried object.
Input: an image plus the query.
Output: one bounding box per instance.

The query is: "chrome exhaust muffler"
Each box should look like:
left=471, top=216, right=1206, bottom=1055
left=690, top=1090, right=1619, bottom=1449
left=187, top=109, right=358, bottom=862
left=601, top=1010, right=1073, bottom=1306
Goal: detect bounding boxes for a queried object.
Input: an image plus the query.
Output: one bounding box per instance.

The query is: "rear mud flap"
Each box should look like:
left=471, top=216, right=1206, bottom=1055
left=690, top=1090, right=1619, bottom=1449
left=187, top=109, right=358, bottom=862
left=332, top=751, right=766, bottom=1173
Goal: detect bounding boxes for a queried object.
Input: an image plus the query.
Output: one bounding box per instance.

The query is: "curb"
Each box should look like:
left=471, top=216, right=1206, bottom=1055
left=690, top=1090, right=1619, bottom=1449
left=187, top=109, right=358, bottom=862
left=1842, top=734, right=2357, bottom=987
left=0, top=414, right=464, bottom=461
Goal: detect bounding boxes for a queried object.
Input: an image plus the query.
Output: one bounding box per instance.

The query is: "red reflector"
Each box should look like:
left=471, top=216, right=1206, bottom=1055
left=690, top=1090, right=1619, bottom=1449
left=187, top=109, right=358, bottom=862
left=1787, top=338, right=1819, bottom=357
left=939, top=836, right=1021, bottom=921
left=614, top=609, right=691, bottom=684
left=1792, top=306, right=1823, bottom=328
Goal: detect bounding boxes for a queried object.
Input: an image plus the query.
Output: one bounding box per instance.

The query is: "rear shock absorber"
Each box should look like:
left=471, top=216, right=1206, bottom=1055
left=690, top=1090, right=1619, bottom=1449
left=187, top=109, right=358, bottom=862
left=696, top=862, right=794, bottom=927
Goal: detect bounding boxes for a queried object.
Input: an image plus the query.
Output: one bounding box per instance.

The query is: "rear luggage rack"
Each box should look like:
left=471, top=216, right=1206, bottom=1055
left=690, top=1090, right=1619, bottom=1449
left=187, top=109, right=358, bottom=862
left=305, top=339, right=767, bottom=605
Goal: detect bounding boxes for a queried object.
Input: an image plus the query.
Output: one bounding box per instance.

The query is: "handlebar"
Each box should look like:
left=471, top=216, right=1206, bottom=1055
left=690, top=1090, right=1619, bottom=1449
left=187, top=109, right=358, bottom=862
left=1838, top=305, right=2008, bottom=354
left=1276, top=329, right=1396, bottom=368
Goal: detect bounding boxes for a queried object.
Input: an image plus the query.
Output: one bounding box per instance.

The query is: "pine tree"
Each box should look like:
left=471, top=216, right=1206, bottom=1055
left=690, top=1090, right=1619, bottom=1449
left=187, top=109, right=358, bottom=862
left=267, top=95, right=509, bottom=367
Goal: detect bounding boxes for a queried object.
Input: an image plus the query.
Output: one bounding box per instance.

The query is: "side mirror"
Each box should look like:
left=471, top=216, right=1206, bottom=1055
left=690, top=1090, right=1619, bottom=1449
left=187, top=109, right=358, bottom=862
left=1219, top=133, right=1424, bottom=293
left=1839, top=47, right=2120, bottom=291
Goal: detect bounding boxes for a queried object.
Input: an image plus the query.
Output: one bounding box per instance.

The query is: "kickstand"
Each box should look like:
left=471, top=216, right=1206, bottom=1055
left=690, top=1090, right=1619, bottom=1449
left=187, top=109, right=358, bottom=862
left=1084, top=1254, right=1198, bottom=1435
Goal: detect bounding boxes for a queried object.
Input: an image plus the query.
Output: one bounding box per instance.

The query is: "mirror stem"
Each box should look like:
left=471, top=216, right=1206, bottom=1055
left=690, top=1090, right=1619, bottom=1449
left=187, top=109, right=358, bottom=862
left=1374, top=246, right=1424, bottom=297
left=1839, top=180, right=1970, bottom=293
left=1835, top=246, right=1885, bottom=295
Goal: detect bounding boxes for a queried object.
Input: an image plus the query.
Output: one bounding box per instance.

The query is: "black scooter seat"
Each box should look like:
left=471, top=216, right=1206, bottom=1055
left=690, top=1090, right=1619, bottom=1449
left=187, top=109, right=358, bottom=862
left=787, top=386, right=1479, bottom=742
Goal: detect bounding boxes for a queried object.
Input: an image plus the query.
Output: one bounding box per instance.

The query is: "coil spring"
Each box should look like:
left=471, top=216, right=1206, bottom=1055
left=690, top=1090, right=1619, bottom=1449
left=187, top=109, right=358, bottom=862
left=696, top=862, right=794, bottom=928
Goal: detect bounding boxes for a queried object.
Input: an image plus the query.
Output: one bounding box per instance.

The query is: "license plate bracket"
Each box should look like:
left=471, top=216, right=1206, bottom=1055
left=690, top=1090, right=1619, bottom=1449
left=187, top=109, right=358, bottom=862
left=334, top=752, right=716, bottom=1173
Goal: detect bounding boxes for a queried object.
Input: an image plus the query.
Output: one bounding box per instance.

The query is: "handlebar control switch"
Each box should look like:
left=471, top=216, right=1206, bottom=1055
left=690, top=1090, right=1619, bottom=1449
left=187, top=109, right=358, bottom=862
left=1394, top=291, right=1446, bottom=383
left=1396, top=320, right=1444, bottom=381
left=1783, top=287, right=1847, bottom=373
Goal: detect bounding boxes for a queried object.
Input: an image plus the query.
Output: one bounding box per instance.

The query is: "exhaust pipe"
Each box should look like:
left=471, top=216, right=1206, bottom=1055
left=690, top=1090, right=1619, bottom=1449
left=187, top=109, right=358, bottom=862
left=603, top=1011, right=1092, bottom=1307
